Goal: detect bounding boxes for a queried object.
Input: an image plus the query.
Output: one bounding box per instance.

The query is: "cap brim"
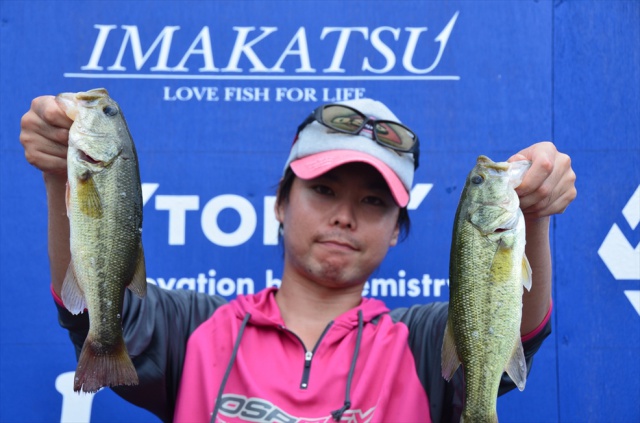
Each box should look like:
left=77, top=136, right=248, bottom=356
left=290, top=150, right=410, bottom=207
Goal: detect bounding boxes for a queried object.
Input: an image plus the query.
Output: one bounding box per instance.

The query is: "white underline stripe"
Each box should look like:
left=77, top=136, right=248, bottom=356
left=63, top=73, right=460, bottom=81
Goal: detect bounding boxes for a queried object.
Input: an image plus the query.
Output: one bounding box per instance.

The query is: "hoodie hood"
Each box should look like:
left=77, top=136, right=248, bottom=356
left=231, top=287, right=390, bottom=332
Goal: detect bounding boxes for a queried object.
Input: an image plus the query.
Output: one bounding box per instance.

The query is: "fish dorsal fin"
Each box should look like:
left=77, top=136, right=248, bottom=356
left=127, top=242, right=147, bottom=298
left=441, top=321, right=462, bottom=381
left=505, top=339, right=527, bottom=391
left=522, top=254, right=532, bottom=291
left=78, top=174, right=103, bottom=218
left=61, top=262, right=87, bottom=314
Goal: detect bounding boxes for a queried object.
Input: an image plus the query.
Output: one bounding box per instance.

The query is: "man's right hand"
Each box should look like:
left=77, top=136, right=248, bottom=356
left=20, top=95, right=73, bottom=177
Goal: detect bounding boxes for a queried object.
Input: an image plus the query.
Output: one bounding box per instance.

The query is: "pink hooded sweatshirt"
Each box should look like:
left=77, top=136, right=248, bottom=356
left=174, top=288, right=431, bottom=422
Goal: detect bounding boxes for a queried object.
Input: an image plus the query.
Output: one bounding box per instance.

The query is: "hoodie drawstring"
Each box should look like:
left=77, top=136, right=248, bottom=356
left=210, top=310, right=366, bottom=423
left=210, top=313, right=251, bottom=423
left=331, top=309, right=364, bottom=422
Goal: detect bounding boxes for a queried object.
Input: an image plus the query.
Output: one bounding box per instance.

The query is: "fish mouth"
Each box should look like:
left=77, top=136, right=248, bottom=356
left=78, top=150, right=103, bottom=166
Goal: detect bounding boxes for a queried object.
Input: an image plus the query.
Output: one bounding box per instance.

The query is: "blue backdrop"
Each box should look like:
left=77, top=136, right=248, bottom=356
left=1, top=1, right=638, bottom=422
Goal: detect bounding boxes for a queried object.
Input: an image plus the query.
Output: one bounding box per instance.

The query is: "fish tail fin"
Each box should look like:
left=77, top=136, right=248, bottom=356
left=74, top=335, right=138, bottom=393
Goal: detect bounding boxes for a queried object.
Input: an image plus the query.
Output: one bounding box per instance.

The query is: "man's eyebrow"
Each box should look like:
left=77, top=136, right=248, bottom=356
left=368, top=181, right=393, bottom=195
left=311, top=170, right=392, bottom=194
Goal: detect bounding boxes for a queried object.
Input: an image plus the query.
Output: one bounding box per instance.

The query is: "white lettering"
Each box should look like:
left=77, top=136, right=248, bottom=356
left=79, top=19, right=460, bottom=75
left=321, top=27, right=368, bottom=73
left=408, top=183, right=433, bottom=210
left=434, top=278, right=449, bottom=297
left=362, top=27, right=399, bottom=74
left=407, top=278, right=422, bottom=297
left=108, top=25, right=180, bottom=71
left=173, top=26, right=219, bottom=72
left=270, top=27, right=315, bottom=73
left=177, top=277, right=195, bottom=290
left=55, top=372, right=96, bottom=423
left=147, top=269, right=255, bottom=296
left=145, top=183, right=430, bottom=247
left=322, top=87, right=366, bottom=102
left=81, top=25, right=117, bottom=70
left=155, top=195, right=200, bottom=245
left=403, top=12, right=459, bottom=74
left=362, top=272, right=447, bottom=297
left=224, top=87, right=270, bottom=101
left=141, top=183, right=159, bottom=206
left=263, top=196, right=279, bottom=246
left=275, top=87, right=318, bottom=102
left=266, top=269, right=281, bottom=288
left=163, top=86, right=219, bottom=101
left=223, top=27, right=277, bottom=72
left=422, top=274, right=433, bottom=296
left=201, top=194, right=257, bottom=247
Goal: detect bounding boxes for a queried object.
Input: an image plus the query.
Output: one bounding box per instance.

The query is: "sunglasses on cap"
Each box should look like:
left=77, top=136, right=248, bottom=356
left=296, top=103, right=420, bottom=169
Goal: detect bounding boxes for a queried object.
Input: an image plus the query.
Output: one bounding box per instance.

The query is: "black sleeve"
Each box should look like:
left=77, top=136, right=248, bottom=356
left=56, top=283, right=228, bottom=423
left=390, top=302, right=552, bottom=423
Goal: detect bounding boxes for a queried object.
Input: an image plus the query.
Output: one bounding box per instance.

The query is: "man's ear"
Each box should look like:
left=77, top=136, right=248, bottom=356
left=389, top=222, right=400, bottom=247
left=274, top=196, right=284, bottom=224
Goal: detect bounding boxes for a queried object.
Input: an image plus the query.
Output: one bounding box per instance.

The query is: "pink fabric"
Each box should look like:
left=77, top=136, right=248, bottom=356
left=174, top=288, right=430, bottom=422
left=51, top=284, right=65, bottom=308
left=291, top=150, right=410, bottom=207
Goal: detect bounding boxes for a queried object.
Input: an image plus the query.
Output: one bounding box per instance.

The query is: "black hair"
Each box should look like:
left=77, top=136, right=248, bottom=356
left=275, top=167, right=411, bottom=242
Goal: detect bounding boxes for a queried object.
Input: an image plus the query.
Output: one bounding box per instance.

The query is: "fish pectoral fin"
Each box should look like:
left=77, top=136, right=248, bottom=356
left=522, top=254, right=532, bottom=291
left=61, top=262, right=87, bottom=314
left=505, top=339, right=527, bottom=392
left=78, top=174, right=103, bottom=218
left=65, top=181, right=71, bottom=218
left=127, top=242, right=147, bottom=298
left=441, top=321, right=461, bottom=381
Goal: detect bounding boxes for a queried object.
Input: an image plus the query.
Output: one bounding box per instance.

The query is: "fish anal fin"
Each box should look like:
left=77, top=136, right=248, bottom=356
left=127, top=242, right=147, bottom=298
left=77, top=174, right=103, bottom=218
left=74, top=335, right=138, bottom=393
left=522, top=254, right=532, bottom=291
left=61, top=262, right=87, bottom=314
left=505, top=339, right=527, bottom=391
left=441, top=321, right=462, bottom=381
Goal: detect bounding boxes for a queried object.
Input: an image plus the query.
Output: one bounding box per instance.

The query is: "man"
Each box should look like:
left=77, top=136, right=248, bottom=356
left=20, top=97, right=576, bottom=422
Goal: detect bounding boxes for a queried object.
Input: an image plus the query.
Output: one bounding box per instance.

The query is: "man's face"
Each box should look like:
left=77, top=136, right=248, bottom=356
left=276, top=162, right=401, bottom=290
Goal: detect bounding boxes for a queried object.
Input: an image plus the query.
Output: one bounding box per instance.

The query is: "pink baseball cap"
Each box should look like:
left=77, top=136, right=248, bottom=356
left=283, top=99, right=418, bottom=207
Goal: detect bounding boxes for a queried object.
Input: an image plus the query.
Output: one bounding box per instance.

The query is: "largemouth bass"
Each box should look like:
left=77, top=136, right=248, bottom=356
left=56, top=88, right=146, bottom=393
left=442, top=155, right=532, bottom=422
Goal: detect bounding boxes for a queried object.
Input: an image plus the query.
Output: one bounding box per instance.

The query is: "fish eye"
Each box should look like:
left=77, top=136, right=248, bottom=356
left=103, top=105, right=119, bottom=117
left=471, top=174, right=484, bottom=185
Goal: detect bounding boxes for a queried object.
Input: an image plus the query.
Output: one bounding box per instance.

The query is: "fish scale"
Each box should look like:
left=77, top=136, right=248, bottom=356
left=442, top=155, right=531, bottom=423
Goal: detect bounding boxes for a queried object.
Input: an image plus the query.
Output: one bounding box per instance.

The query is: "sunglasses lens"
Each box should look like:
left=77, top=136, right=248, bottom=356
left=316, top=104, right=417, bottom=153
left=320, top=105, right=366, bottom=134
left=374, top=122, right=416, bottom=151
